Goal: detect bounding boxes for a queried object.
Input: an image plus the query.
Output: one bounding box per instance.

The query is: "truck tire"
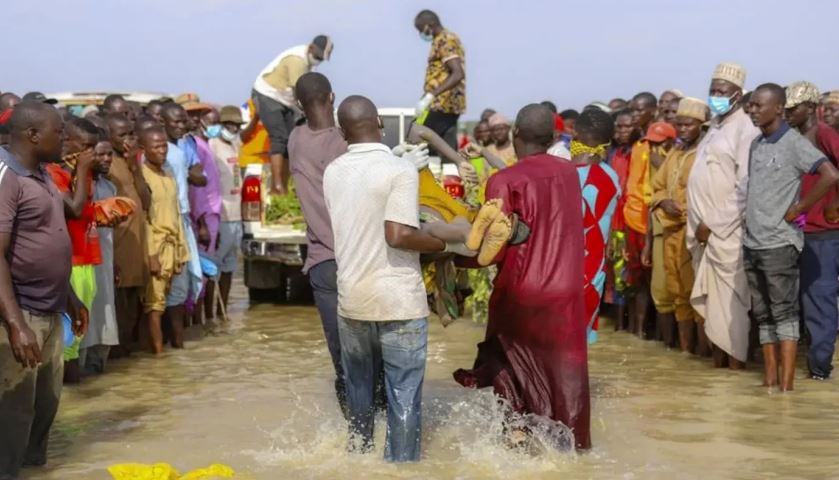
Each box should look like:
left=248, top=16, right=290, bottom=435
left=248, top=285, right=285, bottom=304
left=286, top=270, right=314, bottom=305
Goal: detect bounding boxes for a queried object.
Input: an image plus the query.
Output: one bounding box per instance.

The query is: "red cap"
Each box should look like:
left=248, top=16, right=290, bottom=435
left=554, top=114, right=565, bottom=133
left=643, top=122, right=677, bottom=143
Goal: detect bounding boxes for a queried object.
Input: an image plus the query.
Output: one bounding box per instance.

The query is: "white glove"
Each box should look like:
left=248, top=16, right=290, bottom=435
left=415, top=93, right=435, bottom=117
left=400, top=143, right=430, bottom=171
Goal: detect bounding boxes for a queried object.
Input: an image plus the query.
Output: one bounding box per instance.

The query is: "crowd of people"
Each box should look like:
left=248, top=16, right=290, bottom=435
left=3, top=7, right=839, bottom=477
left=0, top=91, right=254, bottom=478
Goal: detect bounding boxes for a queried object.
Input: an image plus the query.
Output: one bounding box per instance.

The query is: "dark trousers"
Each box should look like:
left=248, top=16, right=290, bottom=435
left=252, top=89, right=297, bottom=156
left=115, top=286, right=141, bottom=350
left=800, top=237, right=839, bottom=378
left=423, top=110, right=459, bottom=157
left=0, top=312, right=63, bottom=479
left=308, top=260, right=346, bottom=411
left=744, top=245, right=801, bottom=345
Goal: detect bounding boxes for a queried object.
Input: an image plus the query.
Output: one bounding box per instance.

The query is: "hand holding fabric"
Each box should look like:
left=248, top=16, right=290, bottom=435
left=415, top=93, right=435, bottom=116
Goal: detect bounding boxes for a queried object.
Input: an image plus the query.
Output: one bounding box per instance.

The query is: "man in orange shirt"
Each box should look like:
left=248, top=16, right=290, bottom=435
left=623, top=92, right=657, bottom=338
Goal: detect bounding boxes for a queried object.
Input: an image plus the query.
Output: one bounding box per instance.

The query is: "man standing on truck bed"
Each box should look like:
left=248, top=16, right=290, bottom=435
left=287, top=72, right=348, bottom=414
left=252, top=35, right=334, bottom=197
left=414, top=9, right=466, bottom=152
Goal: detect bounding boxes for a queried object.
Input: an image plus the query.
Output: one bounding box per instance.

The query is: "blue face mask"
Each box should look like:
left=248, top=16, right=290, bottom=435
left=205, top=124, right=223, bottom=138
left=708, top=93, right=736, bottom=116
left=419, top=27, right=433, bottom=42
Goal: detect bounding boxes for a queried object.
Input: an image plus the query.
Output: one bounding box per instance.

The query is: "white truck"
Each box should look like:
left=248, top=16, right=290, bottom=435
left=240, top=107, right=422, bottom=302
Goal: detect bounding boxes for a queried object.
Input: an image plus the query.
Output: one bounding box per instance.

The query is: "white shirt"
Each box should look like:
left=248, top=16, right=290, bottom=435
left=252, top=44, right=310, bottom=107
left=209, top=137, right=242, bottom=222
left=323, top=143, right=429, bottom=321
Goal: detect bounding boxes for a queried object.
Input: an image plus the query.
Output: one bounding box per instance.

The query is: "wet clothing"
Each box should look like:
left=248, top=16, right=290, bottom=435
left=744, top=246, right=801, bottom=344
left=0, top=312, right=63, bottom=480
left=108, top=153, right=148, bottom=288
left=454, top=153, right=590, bottom=450
left=576, top=162, right=620, bottom=344
left=338, top=317, right=427, bottom=462
left=687, top=107, right=759, bottom=362
left=0, top=149, right=71, bottom=314
left=309, top=260, right=345, bottom=408
left=652, top=144, right=700, bottom=323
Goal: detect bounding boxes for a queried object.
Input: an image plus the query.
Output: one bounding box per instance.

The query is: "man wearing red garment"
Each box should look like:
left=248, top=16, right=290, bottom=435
left=454, top=103, right=590, bottom=450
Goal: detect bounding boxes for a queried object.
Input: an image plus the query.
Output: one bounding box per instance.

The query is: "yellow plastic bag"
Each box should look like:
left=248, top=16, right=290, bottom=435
left=108, top=463, right=234, bottom=480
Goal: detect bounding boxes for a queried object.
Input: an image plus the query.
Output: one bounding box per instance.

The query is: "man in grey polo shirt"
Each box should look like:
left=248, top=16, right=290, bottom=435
left=0, top=101, right=72, bottom=479
left=744, top=83, right=839, bottom=392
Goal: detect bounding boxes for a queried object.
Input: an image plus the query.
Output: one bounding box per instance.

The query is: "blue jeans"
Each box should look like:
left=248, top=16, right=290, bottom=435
left=337, top=317, right=427, bottom=463
left=308, top=261, right=345, bottom=410
left=800, top=237, right=839, bottom=378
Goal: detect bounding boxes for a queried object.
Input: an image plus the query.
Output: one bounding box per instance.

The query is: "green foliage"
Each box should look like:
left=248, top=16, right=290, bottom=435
left=264, top=183, right=305, bottom=230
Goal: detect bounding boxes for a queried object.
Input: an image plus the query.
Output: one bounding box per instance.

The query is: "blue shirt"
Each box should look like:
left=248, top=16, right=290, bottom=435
left=166, top=140, right=199, bottom=215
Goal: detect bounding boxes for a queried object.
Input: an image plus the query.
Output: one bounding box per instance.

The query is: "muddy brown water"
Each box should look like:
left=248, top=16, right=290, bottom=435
left=25, top=280, right=839, bottom=480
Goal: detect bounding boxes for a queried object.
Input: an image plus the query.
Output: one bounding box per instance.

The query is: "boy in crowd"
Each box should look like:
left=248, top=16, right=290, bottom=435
left=140, top=126, right=189, bottom=354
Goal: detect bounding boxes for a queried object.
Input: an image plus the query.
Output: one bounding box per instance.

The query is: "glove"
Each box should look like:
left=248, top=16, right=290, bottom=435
left=457, top=162, right=478, bottom=184
left=444, top=242, right=478, bottom=257
left=394, top=143, right=430, bottom=171
left=415, top=93, right=435, bottom=117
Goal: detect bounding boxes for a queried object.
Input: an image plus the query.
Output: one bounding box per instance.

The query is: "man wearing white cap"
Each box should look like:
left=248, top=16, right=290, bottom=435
left=252, top=35, right=334, bottom=196
left=686, top=63, right=760, bottom=369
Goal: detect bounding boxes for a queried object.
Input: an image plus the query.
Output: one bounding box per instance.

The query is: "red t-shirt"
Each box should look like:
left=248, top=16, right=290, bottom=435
left=802, top=123, right=839, bottom=234
left=45, top=163, right=102, bottom=266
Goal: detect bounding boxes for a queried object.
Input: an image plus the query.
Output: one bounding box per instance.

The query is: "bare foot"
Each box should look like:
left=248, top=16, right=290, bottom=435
left=478, top=216, right=512, bottom=266
left=467, top=198, right=504, bottom=250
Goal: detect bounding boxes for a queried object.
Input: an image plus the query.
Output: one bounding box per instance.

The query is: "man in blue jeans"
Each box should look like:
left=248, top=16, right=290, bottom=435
left=324, top=95, right=449, bottom=462
left=785, top=81, right=839, bottom=380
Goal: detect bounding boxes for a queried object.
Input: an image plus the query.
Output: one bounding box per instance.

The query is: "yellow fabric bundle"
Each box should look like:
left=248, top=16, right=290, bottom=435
left=108, top=463, right=234, bottom=480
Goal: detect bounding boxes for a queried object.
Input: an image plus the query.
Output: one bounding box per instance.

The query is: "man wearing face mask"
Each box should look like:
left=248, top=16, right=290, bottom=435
left=414, top=10, right=466, bottom=152
left=252, top=35, right=333, bottom=197
left=686, top=63, right=760, bottom=369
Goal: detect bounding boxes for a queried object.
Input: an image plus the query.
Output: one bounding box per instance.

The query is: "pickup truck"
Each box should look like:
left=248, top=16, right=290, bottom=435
left=241, top=107, right=441, bottom=303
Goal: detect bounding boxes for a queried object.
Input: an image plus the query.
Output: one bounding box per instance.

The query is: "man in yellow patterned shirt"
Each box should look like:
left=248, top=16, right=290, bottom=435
left=414, top=9, right=466, bottom=151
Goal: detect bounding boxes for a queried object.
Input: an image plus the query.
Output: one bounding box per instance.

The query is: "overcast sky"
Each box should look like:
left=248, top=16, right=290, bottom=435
left=4, top=0, right=836, bottom=119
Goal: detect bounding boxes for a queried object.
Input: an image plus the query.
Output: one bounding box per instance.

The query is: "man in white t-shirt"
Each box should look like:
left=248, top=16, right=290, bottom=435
left=323, top=95, right=447, bottom=463
left=252, top=35, right=333, bottom=197
left=209, top=105, right=245, bottom=316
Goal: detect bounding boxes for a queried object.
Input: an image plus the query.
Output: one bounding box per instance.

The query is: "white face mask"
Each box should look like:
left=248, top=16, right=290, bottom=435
left=221, top=129, right=237, bottom=143
left=308, top=53, right=322, bottom=66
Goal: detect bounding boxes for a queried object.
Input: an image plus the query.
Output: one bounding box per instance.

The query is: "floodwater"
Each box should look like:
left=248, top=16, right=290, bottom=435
left=26, top=281, right=839, bottom=480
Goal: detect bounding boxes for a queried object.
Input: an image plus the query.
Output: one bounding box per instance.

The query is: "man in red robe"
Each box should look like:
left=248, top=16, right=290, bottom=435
left=454, top=104, right=590, bottom=450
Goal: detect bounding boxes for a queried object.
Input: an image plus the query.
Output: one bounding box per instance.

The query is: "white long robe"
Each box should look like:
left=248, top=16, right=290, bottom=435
left=686, top=107, right=760, bottom=362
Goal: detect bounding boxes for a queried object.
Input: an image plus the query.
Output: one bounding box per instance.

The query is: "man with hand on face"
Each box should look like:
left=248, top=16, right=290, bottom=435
left=687, top=63, right=760, bottom=370
left=784, top=81, right=839, bottom=381
left=106, top=114, right=150, bottom=357
left=650, top=98, right=710, bottom=355
left=744, top=84, right=839, bottom=391
left=414, top=9, right=466, bottom=151
left=45, top=117, right=102, bottom=383
left=252, top=35, right=334, bottom=196
left=0, top=101, right=72, bottom=479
